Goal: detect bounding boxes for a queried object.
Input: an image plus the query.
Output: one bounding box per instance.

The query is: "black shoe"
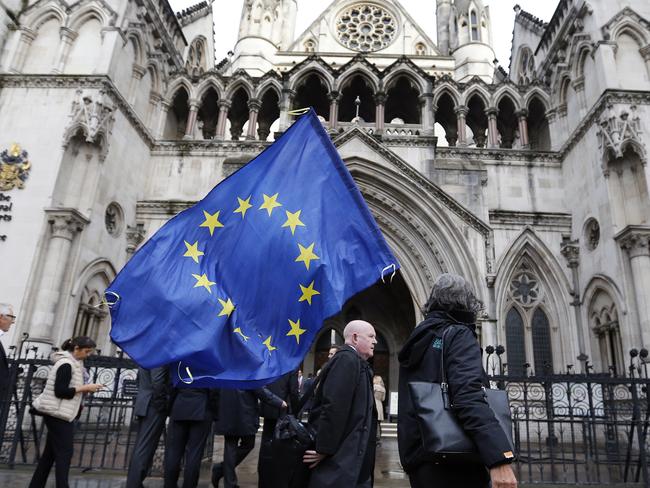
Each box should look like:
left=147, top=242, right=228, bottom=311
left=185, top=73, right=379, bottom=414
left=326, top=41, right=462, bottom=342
left=211, top=463, right=223, bottom=487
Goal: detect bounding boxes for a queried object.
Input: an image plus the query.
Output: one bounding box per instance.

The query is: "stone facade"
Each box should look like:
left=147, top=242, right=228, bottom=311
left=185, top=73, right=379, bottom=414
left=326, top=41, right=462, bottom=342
left=0, top=0, right=649, bottom=392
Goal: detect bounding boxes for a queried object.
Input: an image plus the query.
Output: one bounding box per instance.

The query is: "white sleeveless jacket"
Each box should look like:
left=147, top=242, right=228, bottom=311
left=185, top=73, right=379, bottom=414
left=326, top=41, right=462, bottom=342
left=32, top=351, right=84, bottom=422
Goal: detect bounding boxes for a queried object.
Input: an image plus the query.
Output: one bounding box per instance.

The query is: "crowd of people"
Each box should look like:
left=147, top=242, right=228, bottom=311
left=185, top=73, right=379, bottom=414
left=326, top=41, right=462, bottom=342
left=0, top=273, right=518, bottom=488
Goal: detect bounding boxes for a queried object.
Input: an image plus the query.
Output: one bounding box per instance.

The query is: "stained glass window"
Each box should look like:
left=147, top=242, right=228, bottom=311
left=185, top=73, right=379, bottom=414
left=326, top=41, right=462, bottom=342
left=531, top=308, right=553, bottom=374
left=506, top=307, right=526, bottom=376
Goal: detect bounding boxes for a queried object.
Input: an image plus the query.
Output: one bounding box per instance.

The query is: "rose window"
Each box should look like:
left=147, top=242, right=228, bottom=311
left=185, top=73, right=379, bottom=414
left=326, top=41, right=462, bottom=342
left=335, top=4, right=397, bottom=52
left=510, top=272, right=541, bottom=307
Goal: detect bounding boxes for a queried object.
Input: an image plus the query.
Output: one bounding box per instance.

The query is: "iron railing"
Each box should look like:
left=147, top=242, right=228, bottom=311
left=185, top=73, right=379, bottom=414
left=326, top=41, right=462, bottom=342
left=1, top=345, right=650, bottom=486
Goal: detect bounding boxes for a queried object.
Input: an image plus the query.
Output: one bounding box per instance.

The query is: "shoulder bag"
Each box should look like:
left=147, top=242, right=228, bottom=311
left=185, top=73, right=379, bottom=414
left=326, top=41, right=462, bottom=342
left=407, top=326, right=514, bottom=463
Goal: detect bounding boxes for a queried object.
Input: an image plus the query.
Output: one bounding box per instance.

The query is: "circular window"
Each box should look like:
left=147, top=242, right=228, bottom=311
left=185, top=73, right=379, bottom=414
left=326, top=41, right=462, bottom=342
left=105, top=202, right=124, bottom=237
left=335, top=3, right=398, bottom=52
left=510, top=271, right=541, bottom=307
left=584, top=218, right=600, bottom=251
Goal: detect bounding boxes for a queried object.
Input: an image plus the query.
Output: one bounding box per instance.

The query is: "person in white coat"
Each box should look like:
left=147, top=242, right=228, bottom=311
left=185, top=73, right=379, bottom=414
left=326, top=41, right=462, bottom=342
left=28, top=336, right=104, bottom=488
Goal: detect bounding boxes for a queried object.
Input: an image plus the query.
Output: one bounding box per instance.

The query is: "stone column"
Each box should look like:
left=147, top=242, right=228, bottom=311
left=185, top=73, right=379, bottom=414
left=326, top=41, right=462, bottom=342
left=53, top=27, right=78, bottom=74
left=420, top=92, right=435, bottom=137
left=279, top=88, right=296, bottom=132
left=571, top=77, right=587, bottom=118
left=557, top=104, right=569, bottom=141
left=328, top=91, right=341, bottom=130
left=9, top=28, right=36, bottom=73
left=617, top=228, right=650, bottom=348
left=561, top=239, right=587, bottom=371
left=29, top=209, right=88, bottom=344
left=374, top=92, right=386, bottom=135
left=641, top=45, right=650, bottom=79
left=455, top=106, right=469, bottom=146
left=516, top=109, right=529, bottom=148
left=215, top=100, right=232, bottom=140
left=486, top=108, right=499, bottom=148
left=128, top=64, right=146, bottom=105
left=546, top=108, right=560, bottom=151
left=183, top=98, right=200, bottom=140
left=147, top=92, right=162, bottom=130
left=246, top=98, right=262, bottom=140
left=157, top=100, right=171, bottom=139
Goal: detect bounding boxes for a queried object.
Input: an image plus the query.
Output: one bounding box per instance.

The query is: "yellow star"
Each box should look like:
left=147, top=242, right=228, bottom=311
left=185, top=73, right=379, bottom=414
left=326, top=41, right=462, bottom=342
left=295, top=243, right=320, bottom=270
left=199, top=210, right=224, bottom=236
left=218, top=298, right=235, bottom=317
left=234, top=327, right=249, bottom=342
left=287, top=319, right=306, bottom=344
left=263, top=336, right=277, bottom=352
left=282, top=210, right=306, bottom=235
left=299, top=281, right=320, bottom=306
left=234, top=196, right=253, bottom=219
left=259, top=193, right=282, bottom=216
left=183, top=241, right=205, bottom=263
left=192, top=273, right=216, bottom=293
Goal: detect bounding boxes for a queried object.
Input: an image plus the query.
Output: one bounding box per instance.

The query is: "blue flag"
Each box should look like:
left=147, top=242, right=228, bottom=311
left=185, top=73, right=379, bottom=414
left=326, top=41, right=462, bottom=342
left=107, top=110, right=398, bottom=388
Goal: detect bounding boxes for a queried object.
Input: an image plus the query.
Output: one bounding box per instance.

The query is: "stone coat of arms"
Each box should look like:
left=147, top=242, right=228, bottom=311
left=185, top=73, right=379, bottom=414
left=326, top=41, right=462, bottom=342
left=0, top=143, right=31, bottom=191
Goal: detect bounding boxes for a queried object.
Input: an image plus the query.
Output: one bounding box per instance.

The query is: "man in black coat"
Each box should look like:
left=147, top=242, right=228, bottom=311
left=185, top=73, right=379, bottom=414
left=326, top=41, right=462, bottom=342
left=258, top=370, right=300, bottom=488
left=212, top=387, right=285, bottom=488
left=126, top=367, right=169, bottom=488
left=0, top=304, right=15, bottom=421
left=397, top=273, right=517, bottom=488
left=303, top=320, right=378, bottom=488
left=164, top=385, right=220, bottom=488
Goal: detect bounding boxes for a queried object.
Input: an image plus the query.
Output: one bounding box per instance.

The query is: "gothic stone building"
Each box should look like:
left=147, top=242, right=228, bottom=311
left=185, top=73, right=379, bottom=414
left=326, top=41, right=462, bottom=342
left=1, top=0, right=650, bottom=393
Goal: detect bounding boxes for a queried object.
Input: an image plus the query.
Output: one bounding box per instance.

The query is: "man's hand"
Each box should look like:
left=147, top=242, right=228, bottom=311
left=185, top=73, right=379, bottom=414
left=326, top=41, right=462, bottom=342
left=489, top=464, right=517, bottom=488
left=303, top=450, right=326, bottom=469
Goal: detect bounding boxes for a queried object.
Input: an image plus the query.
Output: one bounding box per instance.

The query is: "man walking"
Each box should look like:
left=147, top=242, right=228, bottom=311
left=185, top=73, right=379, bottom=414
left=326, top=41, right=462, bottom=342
left=303, top=320, right=378, bottom=488
left=126, top=367, right=169, bottom=488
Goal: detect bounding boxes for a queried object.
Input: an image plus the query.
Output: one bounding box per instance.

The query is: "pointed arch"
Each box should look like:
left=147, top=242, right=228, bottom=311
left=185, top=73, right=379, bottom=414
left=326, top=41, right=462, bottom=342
left=571, top=43, right=593, bottom=79
left=433, top=83, right=461, bottom=108
left=495, top=227, right=574, bottom=372
left=164, top=76, right=194, bottom=102
left=336, top=66, right=380, bottom=94
left=254, top=78, right=282, bottom=100
left=146, top=60, right=163, bottom=95
left=383, top=69, right=426, bottom=94
left=67, top=2, right=111, bottom=31
left=195, top=78, right=224, bottom=102
left=126, top=30, right=146, bottom=67
left=288, top=63, right=335, bottom=93
left=610, top=21, right=649, bottom=47
left=461, top=84, right=491, bottom=108
left=493, top=85, right=522, bottom=112
left=22, top=3, right=66, bottom=31
left=522, top=87, right=550, bottom=110
left=224, top=77, right=255, bottom=100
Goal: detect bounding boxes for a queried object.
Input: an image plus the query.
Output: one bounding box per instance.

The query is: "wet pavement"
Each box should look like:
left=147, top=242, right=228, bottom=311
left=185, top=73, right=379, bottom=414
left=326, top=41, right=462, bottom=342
left=0, top=434, right=409, bottom=487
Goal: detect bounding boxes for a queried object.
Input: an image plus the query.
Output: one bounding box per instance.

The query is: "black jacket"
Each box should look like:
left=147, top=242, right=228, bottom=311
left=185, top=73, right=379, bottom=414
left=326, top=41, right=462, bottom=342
left=169, top=387, right=219, bottom=422
left=260, top=371, right=300, bottom=419
left=398, top=311, right=514, bottom=474
left=214, top=387, right=283, bottom=436
left=0, top=342, right=9, bottom=403
left=133, top=367, right=169, bottom=417
left=307, top=345, right=376, bottom=488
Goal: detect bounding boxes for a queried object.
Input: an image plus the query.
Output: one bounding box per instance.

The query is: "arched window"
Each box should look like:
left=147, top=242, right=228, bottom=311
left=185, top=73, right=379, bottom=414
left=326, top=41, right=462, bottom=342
left=415, top=43, right=427, bottom=56
left=505, top=308, right=526, bottom=376
left=589, top=289, right=624, bottom=375
left=304, top=40, right=316, bottom=53
left=470, top=10, right=480, bottom=41
left=531, top=308, right=553, bottom=374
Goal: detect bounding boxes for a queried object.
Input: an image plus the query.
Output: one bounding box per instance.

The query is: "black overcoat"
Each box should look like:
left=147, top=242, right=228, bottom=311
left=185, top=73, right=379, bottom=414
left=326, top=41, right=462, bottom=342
left=169, top=387, right=219, bottom=422
left=0, top=342, right=9, bottom=404
left=307, top=345, right=376, bottom=488
left=133, top=367, right=169, bottom=418
left=397, top=310, right=514, bottom=486
left=214, top=387, right=283, bottom=436
left=260, top=371, right=300, bottom=419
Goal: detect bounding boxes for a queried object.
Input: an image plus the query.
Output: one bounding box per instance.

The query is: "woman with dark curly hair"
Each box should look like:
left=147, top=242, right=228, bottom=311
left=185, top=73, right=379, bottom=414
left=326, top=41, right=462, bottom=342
left=29, top=336, right=104, bottom=488
left=398, top=273, right=517, bottom=488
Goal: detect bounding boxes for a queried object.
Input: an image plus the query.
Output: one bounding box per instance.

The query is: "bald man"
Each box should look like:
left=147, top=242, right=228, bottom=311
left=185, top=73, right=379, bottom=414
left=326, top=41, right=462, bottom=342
left=303, top=320, right=378, bottom=488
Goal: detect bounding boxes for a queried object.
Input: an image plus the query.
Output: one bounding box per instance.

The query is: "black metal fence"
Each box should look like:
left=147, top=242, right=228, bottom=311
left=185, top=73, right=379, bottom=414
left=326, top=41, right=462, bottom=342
left=2, top=346, right=650, bottom=486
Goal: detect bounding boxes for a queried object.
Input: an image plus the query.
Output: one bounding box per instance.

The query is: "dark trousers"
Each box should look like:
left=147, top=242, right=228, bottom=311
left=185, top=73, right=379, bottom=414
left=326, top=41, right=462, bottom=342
left=125, top=411, right=166, bottom=488
left=164, top=419, right=212, bottom=488
left=408, top=461, right=490, bottom=488
left=28, top=415, right=74, bottom=488
left=258, top=419, right=279, bottom=488
left=222, top=435, right=255, bottom=488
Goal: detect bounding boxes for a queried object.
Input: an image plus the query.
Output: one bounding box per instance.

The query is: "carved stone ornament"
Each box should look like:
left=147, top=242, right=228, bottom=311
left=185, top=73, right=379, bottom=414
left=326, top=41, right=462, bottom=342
left=126, top=223, right=146, bottom=256
left=0, top=143, right=31, bottom=191
left=63, top=89, right=116, bottom=159
left=509, top=263, right=542, bottom=308
left=584, top=218, right=600, bottom=251
left=560, top=238, right=580, bottom=267
left=335, top=3, right=398, bottom=52
left=597, top=104, right=647, bottom=170
left=105, top=202, right=124, bottom=237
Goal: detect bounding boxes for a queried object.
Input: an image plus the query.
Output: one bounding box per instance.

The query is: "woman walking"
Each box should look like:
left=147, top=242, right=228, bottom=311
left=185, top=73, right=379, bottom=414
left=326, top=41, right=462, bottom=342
left=398, top=273, right=517, bottom=488
left=373, top=375, right=386, bottom=441
left=28, top=336, right=104, bottom=488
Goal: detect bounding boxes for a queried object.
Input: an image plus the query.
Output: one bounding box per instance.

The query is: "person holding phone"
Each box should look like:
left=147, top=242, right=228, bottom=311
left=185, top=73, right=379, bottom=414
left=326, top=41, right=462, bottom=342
left=28, top=336, right=104, bottom=488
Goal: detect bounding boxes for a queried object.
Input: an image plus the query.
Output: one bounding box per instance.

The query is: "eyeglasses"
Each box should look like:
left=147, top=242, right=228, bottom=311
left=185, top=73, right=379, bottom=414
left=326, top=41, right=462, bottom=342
left=3, top=314, right=16, bottom=321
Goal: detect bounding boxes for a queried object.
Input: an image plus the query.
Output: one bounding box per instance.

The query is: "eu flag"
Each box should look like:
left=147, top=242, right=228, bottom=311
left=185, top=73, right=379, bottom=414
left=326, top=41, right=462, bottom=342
left=107, top=109, right=399, bottom=388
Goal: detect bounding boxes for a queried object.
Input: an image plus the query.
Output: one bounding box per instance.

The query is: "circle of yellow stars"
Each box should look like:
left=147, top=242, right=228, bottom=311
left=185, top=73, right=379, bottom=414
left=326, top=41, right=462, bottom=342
left=182, top=192, right=321, bottom=354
